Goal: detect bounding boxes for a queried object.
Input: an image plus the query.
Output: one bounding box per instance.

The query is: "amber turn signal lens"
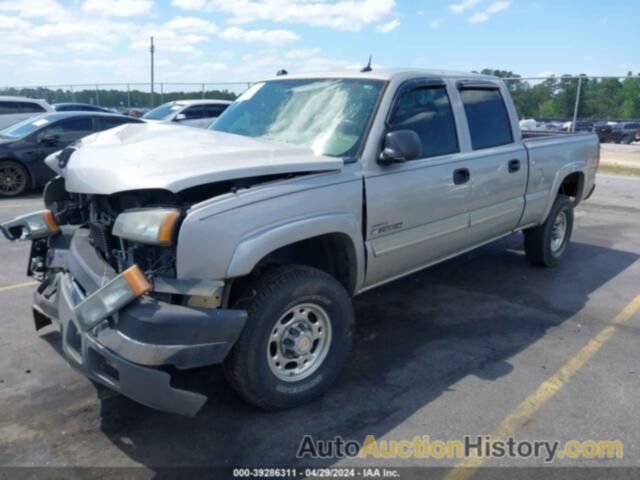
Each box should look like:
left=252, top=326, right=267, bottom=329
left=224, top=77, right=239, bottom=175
left=122, top=265, right=151, bottom=297
left=158, top=211, right=179, bottom=245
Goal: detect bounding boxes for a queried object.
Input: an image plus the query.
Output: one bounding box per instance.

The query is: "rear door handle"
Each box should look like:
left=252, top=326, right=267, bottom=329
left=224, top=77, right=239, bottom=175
left=508, top=159, right=521, bottom=173
left=453, top=168, right=470, bottom=185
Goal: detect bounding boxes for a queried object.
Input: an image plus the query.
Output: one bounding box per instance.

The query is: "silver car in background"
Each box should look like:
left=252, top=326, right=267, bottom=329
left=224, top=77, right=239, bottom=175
left=142, top=99, right=232, bottom=128
left=0, top=96, right=53, bottom=130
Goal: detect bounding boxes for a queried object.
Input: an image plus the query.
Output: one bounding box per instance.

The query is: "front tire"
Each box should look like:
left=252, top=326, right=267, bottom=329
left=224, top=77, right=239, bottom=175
left=524, top=194, right=574, bottom=267
left=223, top=265, right=355, bottom=410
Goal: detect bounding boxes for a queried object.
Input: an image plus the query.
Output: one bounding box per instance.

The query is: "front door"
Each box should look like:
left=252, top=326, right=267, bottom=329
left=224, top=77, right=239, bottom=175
left=363, top=80, right=472, bottom=287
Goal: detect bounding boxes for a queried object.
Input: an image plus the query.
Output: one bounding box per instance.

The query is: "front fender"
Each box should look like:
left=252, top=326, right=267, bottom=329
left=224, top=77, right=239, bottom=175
left=226, top=212, right=365, bottom=289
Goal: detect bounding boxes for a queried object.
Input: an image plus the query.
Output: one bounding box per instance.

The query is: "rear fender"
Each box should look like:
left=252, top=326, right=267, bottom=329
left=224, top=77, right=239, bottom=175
left=540, top=163, right=586, bottom=223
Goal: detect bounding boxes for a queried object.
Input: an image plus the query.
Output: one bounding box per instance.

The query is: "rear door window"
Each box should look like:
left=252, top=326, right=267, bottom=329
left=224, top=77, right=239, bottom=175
left=201, top=104, right=227, bottom=118
left=0, top=101, right=20, bottom=114
left=16, top=102, right=46, bottom=113
left=460, top=88, right=513, bottom=150
left=388, top=86, right=459, bottom=159
left=98, top=117, right=135, bottom=130
left=183, top=106, right=205, bottom=119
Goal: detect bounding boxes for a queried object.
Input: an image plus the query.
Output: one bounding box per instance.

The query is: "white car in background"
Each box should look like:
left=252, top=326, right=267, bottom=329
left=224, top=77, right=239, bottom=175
left=0, top=96, right=53, bottom=130
left=142, top=99, right=232, bottom=128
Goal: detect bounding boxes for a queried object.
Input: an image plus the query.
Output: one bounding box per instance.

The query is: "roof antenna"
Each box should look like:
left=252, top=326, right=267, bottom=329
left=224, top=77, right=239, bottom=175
left=361, top=56, right=372, bottom=73
left=276, top=69, right=288, bottom=76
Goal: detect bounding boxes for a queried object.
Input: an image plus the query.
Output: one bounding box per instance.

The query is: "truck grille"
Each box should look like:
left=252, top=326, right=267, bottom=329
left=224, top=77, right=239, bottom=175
left=88, top=222, right=114, bottom=262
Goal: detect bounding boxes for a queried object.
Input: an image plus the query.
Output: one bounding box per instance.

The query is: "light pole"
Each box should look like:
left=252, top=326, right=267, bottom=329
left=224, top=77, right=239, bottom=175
left=150, top=36, right=155, bottom=109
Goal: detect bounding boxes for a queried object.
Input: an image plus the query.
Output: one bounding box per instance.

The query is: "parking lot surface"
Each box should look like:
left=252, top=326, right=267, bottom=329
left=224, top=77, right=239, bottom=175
left=1, top=174, right=639, bottom=475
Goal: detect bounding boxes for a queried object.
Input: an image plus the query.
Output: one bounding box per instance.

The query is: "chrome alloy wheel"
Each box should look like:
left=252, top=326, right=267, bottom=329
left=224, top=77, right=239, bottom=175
left=267, top=303, right=333, bottom=382
left=550, top=210, right=568, bottom=253
left=0, top=164, right=26, bottom=196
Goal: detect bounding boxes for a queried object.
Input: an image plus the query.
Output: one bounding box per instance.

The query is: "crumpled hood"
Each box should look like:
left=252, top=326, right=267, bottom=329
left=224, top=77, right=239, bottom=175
left=50, top=123, right=343, bottom=194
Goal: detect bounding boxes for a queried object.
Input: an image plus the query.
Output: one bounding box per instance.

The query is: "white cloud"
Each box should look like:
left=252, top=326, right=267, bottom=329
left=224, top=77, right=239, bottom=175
left=219, top=27, right=299, bottom=44
left=449, top=0, right=480, bottom=14
left=286, top=48, right=321, bottom=59
left=0, top=0, right=67, bottom=20
left=164, top=16, right=218, bottom=32
left=171, top=0, right=207, bottom=9
left=430, top=19, right=442, bottom=28
left=132, top=28, right=206, bottom=54
left=376, top=18, right=400, bottom=33
left=172, top=0, right=396, bottom=32
left=81, top=0, right=153, bottom=17
left=469, top=0, right=510, bottom=23
left=67, top=42, right=112, bottom=53
left=5, top=45, right=40, bottom=56
left=0, top=13, right=29, bottom=29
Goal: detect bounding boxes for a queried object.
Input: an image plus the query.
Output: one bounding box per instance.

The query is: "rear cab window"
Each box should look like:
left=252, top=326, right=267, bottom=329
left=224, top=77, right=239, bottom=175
left=459, top=87, right=513, bottom=150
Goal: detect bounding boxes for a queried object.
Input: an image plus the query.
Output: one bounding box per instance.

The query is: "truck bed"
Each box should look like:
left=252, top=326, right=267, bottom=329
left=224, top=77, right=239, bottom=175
left=518, top=130, right=599, bottom=228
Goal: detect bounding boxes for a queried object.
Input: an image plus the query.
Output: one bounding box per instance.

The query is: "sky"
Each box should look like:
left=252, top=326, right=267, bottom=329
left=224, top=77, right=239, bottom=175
left=2, top=0, right=639, bottom=89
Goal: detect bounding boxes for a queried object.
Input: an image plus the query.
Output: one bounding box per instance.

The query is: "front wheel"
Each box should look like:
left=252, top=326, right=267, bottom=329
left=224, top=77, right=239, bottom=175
left=524, top=194, right=574, bottom=267
left=223, top=265, right=355, bottom=410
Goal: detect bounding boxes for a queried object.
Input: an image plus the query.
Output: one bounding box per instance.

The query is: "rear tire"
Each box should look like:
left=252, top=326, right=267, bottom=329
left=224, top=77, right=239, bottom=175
left=524, top=194, right=574, bottom=267
left=0, top=160, right=30, bottom=197
left=223, top=265, right=355, bottom=410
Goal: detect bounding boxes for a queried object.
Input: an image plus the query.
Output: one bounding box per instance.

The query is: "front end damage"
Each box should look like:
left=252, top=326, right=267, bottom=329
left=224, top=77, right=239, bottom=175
left=1, top=180, right=247, bottom=416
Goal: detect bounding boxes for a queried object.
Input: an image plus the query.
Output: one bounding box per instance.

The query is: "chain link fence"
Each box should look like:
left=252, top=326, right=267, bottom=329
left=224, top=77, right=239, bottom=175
left=0, top=82, right=252, bottom=113
left=503, top=75, right=640, bottom=144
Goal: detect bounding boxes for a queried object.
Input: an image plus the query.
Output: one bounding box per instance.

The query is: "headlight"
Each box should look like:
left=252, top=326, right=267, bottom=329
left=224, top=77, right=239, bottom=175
left=112, top=208, right=180, bottom=246
left=0, top=209, right=59, bottom=241
left=74, top=264, right=151, bottom=332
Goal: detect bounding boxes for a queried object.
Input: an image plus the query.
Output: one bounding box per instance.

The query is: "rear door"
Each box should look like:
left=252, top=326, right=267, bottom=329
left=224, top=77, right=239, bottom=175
left=456, top=82, right=528, bottom=245
left=363, top=79, right=472, bottom=287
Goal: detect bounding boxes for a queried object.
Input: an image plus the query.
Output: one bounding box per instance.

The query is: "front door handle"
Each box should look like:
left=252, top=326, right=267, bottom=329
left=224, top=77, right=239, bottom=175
left=453, top=168, right=470, bottom=185
left=508, top=159, right=521, bottom=173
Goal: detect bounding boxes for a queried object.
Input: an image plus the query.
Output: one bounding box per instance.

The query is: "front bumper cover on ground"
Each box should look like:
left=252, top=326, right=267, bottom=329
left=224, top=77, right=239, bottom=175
left=31, top=228, right=247, bottom=416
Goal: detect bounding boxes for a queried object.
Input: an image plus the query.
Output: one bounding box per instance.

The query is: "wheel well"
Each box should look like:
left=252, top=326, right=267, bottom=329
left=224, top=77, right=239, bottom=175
left=558, top=172, right=584, bottom=205
left=226, top=233, right=358, bottom=306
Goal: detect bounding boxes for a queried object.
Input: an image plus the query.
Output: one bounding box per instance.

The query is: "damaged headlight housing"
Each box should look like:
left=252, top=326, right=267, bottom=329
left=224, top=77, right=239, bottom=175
left=0, top=209, right=59, bottom=241
left=74, top=265, right=151, bottom=332
left=112, top=208, right=180, bottom=246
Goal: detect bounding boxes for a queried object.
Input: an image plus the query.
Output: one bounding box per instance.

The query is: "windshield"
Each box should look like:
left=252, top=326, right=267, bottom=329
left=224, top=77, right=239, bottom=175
left=210, top=79, right=385, bottom=158
left=0, top=116, right=51, bottom=139
left=143, top=103, right=182, bottom=120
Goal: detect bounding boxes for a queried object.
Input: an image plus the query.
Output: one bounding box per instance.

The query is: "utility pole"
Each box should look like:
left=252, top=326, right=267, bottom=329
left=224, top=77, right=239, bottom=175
left=150, top=36, right=155, bottom=109
left=571, top=76, right=583, bottom=132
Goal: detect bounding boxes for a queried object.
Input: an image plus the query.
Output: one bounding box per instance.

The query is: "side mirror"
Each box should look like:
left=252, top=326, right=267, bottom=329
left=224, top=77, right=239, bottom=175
left=378, top=130, right=422, bottom=164
left=174, top=113, right=187, bottom=122
left=40, top=134, right=59, bottom=146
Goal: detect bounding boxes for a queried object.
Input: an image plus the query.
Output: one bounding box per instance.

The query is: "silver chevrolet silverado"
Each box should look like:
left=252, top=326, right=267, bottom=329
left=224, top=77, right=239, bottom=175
left=1, top=69, right=599, bottom=415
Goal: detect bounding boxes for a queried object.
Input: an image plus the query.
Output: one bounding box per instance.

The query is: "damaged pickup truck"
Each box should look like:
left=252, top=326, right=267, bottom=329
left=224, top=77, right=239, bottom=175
left=1, top=69, right=599, bottom=415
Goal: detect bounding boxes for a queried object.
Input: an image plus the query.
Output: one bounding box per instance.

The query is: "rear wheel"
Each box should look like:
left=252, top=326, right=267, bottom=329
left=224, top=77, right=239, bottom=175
left=524, top=194, right=574, bottom=267
left=223, top=265, right=355, bottom=410
left=0, top=160, right=29, bottom=197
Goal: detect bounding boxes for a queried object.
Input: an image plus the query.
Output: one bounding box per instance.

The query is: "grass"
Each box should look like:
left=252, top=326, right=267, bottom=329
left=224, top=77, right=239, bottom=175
left=598, top=164, right=640, bottom=177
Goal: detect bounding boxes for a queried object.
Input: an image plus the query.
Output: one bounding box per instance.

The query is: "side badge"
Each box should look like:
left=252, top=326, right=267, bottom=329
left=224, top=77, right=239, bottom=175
left=371, top=221, right=403, bottom=237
